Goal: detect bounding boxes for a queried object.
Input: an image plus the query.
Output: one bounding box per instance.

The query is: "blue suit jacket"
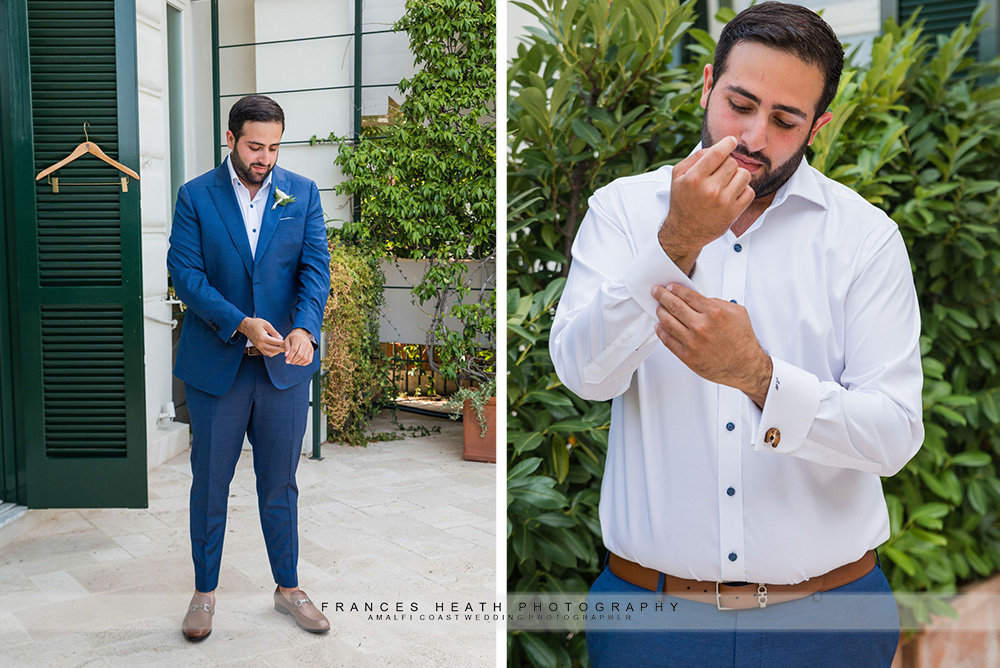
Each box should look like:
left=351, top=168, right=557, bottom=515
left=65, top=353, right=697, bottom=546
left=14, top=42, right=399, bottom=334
left=167, top=161, right=331, bottom=396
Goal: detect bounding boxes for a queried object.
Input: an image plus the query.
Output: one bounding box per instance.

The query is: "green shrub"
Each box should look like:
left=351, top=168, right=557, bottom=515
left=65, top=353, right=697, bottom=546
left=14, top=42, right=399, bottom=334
left=321, top=236, right=395, bottom=446
left=326, top=0, right=497, bottom=391
left=508, top=2, right=1000, bottom=665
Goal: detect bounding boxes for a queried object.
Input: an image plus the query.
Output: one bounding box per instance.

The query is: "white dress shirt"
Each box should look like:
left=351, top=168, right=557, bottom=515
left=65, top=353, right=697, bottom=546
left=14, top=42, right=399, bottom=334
left=226, top=153, right=272, bottom=259
left=550, top=155, right=924, bottom=585
left=226, top=154, right=271, bottom=345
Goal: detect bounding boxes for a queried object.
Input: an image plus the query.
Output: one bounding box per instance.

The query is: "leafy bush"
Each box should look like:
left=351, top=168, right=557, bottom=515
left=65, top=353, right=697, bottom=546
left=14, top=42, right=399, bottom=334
left=329, top=0, right=497, bottom=392
left=321, top=236, right=395, bottom=446
left=508, top=2, right=1000, bottom=665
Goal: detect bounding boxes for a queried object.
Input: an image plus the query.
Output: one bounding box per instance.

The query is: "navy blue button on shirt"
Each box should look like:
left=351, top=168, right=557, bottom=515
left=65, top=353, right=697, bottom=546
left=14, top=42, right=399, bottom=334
left=734, top=243, right=742, bottom=252
left=726, top=422, right=735, bottom=431
left=729, top=552, right=738, bottom=562
left=727, top=487, right=735, bottom=496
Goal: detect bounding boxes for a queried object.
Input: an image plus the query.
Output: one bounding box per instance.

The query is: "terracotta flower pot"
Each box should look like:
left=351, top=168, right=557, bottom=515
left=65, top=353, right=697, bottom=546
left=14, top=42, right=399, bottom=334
left=462, top=395, right=496, bottom=463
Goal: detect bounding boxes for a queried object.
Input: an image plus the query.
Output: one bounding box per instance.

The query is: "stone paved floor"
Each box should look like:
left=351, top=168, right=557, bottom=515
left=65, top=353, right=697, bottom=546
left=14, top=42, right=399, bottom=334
left=0, top=411, right=499, bottom=667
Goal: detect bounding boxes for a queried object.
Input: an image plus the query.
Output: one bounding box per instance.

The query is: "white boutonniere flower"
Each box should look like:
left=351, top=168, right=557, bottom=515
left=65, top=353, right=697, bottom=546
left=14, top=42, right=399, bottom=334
left=272, top=187, right=295, bottom=209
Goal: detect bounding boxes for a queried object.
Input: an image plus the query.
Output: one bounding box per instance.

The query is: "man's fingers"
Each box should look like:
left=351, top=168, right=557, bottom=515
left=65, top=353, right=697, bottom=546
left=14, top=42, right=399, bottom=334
left=261, top=320, right=283, bottom=340
left=687, top=136, right=739, bottom=180
left=655, top=284, right=710, bottom=313
left=672, top=148, right=708, bottom=178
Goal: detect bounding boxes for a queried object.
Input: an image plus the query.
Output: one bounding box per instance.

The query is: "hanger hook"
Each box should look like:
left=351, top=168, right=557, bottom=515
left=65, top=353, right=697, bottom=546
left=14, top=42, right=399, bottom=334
left=83, top=121, right=90, bottom=144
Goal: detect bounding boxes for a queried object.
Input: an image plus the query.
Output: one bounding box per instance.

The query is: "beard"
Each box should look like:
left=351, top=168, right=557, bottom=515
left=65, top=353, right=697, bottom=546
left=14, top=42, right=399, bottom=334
left=701, top=98, right=809, bottom=199
left=230, top=146, right=274, bottom=185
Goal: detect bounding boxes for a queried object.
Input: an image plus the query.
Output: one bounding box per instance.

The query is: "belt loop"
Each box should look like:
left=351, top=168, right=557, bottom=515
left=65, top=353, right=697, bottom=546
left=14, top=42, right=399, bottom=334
left=603, top=551, right=610, bottom=569
left=874, top=549, right=882, bottom=569
left=656, top=572, right=665, bottom=603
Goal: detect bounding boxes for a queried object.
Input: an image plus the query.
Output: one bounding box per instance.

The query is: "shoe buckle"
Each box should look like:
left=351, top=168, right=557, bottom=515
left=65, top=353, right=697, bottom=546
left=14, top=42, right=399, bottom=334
left=294, top=598, right=311, bottom=608
left=189, top=604, right=211, bottom=612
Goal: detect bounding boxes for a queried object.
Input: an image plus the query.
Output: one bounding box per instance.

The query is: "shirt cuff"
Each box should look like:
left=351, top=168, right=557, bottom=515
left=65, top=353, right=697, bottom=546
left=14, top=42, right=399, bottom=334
left=622, top=235, right=697, bottom=321
left=752, top=357, right=821, bottom=454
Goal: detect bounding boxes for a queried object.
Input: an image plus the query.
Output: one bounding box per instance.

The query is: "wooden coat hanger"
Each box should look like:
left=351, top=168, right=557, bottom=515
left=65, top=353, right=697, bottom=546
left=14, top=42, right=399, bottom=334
left=35, top=122, right=140, bottom=192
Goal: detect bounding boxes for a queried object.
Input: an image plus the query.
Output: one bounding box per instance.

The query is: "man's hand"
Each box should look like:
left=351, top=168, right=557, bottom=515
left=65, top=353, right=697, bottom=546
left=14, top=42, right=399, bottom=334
left=658, top=136, right=755, bottom=275
left=283, top=328, right=315, bottom=366
left=238, top=317, right=285, bottom=356
left=651, top=284, right=771, bottom=408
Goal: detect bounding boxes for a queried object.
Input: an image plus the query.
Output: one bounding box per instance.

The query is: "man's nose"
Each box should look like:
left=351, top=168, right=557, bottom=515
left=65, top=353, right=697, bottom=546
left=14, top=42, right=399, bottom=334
left=741, top=116, right=767, bottom=154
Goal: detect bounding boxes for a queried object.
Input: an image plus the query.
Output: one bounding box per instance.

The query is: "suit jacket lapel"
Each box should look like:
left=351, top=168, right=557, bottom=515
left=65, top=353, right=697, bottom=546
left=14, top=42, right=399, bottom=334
left=209, top=160, right=254, bottom=277
left=253, top=167, right=286, bottom=270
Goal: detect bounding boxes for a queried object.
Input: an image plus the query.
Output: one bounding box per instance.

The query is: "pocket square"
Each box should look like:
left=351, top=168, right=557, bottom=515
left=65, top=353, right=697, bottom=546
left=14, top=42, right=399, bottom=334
left=279, top=216, right=295, bottom=221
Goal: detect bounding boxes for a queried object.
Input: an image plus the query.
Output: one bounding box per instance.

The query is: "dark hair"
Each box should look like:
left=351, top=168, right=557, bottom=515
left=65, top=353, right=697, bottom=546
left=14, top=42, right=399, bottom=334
left=228, top=95, right=285, bottom=140
left=713, top=1, right=844, bottom=118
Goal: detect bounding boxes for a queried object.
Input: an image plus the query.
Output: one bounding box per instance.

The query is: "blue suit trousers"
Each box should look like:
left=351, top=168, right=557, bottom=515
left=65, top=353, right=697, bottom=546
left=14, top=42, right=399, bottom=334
left=185, top=355, right=310, bottom=593
left=586, top=560, right=900, bottom=668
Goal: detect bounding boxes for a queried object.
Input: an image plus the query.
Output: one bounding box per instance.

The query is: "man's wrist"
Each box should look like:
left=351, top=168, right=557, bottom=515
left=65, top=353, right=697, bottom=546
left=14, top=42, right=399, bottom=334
left=657, top=226, right=700, bottom=277
left=743, top=352, right=773, bottom=409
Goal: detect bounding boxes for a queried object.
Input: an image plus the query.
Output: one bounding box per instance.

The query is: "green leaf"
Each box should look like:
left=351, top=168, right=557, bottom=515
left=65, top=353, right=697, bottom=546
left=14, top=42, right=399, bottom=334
left=570, top=118, right=602, bottom=147
left=949, top=452, right=991, bottom=467
left=508, top=456, right=543, bottom=480
left=517, top=632, right=559, bottom=667
left=883, top=546, right=917, bottom=576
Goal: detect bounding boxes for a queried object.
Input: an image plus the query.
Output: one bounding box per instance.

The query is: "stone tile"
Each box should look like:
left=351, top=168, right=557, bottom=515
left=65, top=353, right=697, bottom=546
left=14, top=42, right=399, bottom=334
left=29, top=570, right=92, bottom=603
left=27, top=511, right=97, bottom=538
left=0, top=610, right=32, bottom=647
left=258, top=638, right=384, bottom=668
left=444, top=524, right=496, bottom=551
left=404, top=504, right=489, bottom=530
left=88, top=510, right=171, bottom=539
left=0, top=634, right=97, bottom=667
left=111, top=533, right=162, bottom=559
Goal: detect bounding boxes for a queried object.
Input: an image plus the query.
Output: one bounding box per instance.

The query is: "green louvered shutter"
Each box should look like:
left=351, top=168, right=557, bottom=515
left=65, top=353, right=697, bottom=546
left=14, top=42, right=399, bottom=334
left=9, top=0, right=146, bottom=508
left=899, top=0, right=981, bottom=60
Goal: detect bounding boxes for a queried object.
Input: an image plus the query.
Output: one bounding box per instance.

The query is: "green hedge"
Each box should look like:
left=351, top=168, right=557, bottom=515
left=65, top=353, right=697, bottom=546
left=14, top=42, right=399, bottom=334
left=321, top=236, right=395, bottom=446
left=507, top=2, right=1000, bottom=666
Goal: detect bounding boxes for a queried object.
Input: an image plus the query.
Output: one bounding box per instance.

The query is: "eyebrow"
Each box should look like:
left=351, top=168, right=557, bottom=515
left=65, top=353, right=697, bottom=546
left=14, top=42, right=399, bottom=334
left=724, top=84, right=808, bottom=120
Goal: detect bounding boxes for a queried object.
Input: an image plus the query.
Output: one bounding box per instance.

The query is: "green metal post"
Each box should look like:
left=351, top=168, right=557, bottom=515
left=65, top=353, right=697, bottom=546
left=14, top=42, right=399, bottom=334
left=353, top=0, right=362, bottom=224
left=211, top=0, right=221, bottom=166
left=310, top=368, right=322, bottom=460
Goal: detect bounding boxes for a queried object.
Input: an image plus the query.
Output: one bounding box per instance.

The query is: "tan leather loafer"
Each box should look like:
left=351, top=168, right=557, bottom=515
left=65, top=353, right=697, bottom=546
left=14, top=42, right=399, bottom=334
left=273, top=586, right=330, bottom=633
left=182, top=593, right=214, bottom=641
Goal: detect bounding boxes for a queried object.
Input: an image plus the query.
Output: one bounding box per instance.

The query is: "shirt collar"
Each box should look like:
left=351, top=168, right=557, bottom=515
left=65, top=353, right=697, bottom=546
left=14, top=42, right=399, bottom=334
left=657, top=142, right=828, bottom=211
left=226, top=152, right=273, bottom=197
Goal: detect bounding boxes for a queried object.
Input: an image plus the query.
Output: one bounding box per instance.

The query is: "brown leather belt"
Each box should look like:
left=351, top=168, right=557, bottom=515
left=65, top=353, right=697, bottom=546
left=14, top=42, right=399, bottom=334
left=245, top=346, right=263, bottom=357
left=609, top=550, right=877, bottom=610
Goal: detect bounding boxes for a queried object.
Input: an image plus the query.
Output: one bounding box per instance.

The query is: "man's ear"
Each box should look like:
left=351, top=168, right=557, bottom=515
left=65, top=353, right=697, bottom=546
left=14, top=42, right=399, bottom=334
left=700, top=64, right=714, bottom=109
left=225, top=130, right=236, bottom=151
left=807, top=111, right=833, bottom=145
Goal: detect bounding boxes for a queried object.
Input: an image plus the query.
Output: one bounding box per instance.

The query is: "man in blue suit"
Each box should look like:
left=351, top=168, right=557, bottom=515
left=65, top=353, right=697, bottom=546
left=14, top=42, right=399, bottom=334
left=168, top=95, right=331, bottom=640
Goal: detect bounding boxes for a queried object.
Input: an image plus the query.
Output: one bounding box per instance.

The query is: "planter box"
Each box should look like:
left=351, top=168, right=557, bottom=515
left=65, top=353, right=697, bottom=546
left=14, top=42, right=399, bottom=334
left=894, top=573, right=1000, bottom=668
left=462, top=396, right=496, bottom=463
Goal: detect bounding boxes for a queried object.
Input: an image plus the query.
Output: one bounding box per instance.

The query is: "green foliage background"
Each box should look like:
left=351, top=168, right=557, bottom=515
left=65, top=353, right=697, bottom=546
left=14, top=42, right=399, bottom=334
left=330, top=0, right=498, bottom=387
left=320, top=236, right=395, bottom=446
left=507, top=1, right=1000, bottom=666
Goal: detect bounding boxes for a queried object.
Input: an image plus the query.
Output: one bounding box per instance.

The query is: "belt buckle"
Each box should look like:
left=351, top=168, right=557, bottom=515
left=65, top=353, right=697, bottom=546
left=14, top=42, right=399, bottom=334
left=715, top=582, right=768, bottom=610
left=715, top=582, right=736, bottom=611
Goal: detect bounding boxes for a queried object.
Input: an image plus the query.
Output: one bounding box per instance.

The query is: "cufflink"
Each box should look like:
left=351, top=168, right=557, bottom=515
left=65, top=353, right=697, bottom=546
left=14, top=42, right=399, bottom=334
left=764, top=428, right=781, bottom=448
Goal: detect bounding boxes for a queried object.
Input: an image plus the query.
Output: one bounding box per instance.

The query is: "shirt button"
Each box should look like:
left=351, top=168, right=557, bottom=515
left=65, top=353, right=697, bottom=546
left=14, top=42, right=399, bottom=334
left=727, top=487, right=735, bottom=496
left=250, top=204, right=254, bottom=208
left=730, top=299, right=737, bottom=304
left=726, top=422, right=735, bottom=431
left=729, top=552, right=738, bottom=562
left=733, top=243, right=742, bottom=252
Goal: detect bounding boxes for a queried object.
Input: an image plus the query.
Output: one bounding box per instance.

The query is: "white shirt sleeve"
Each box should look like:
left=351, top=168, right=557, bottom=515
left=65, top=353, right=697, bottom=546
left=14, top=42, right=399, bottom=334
left=752, top=227, right=924, bottom=475
left=550, top=191, right=695, bottom=401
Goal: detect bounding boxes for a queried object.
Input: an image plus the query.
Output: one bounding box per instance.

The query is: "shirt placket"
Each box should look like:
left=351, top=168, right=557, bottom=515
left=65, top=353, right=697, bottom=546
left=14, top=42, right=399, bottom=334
left=718, top=232, right=750, bottom=582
